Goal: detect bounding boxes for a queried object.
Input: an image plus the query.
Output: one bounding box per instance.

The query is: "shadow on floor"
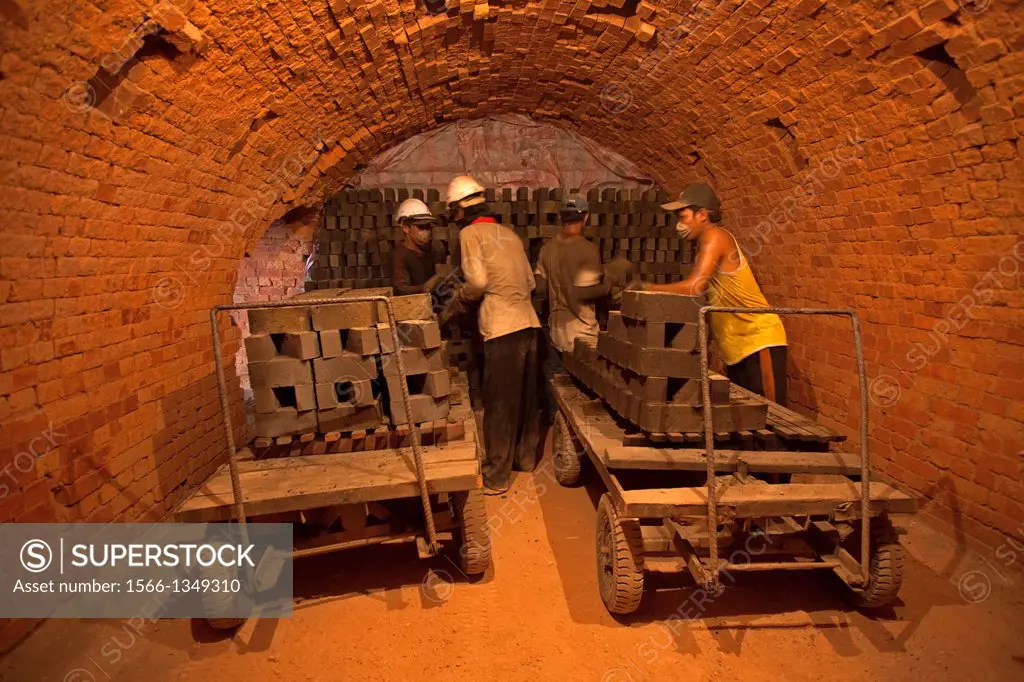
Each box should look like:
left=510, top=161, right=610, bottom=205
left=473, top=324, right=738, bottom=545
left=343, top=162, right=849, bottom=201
left=531, top=425, right=976, bottom=658
left=187, top=538, right=487, bottom=650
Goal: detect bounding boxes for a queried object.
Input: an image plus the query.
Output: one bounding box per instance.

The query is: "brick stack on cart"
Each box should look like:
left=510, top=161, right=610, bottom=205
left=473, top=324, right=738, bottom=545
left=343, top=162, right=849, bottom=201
left=548, top=289, right=918, bottom=617
left=310, top=186, right=696, bottom=293
left=562, top=290, right=838, bottom=452
left=176, top=290, right=492, bottom=630
left=241, top=287, right=469, bottom=459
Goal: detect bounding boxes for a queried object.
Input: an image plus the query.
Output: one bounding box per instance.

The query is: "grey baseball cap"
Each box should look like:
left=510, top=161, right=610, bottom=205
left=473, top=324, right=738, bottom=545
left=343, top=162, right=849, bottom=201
left=661, top=183, right=721, bottom=212
left=561, top=194, right=590, bottom=213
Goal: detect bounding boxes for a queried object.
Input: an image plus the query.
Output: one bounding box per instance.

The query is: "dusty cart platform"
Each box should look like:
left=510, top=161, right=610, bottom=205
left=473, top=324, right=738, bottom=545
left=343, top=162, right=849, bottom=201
left=175, top=439, right=481, bottom=523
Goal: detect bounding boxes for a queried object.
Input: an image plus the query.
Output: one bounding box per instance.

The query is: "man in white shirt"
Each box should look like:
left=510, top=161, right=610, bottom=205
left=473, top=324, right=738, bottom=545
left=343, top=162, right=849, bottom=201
left=447, top=175, right=542, bottom=495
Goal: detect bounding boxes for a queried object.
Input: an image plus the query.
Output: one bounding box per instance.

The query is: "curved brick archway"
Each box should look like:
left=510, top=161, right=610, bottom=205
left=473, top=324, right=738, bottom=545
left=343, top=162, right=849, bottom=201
left=1, top=1, right=1022, bottom=649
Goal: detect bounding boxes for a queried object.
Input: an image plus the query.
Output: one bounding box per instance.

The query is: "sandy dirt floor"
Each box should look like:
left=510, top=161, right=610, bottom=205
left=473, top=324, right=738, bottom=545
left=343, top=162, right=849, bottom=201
left=2, top=428, right=1023, bottom=682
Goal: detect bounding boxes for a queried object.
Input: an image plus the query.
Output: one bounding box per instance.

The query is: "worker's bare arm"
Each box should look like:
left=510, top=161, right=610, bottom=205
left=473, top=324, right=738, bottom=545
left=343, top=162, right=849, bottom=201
left=575, top=279, right=610, bottom=301
left=646, top=231, right=728, bottom=295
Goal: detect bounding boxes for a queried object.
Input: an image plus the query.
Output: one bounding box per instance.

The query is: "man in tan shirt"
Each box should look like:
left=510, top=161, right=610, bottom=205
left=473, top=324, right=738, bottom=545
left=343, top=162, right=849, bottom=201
left=535, top=195, right=606, bottom=353
left=447, top=175, right=541, bottom=495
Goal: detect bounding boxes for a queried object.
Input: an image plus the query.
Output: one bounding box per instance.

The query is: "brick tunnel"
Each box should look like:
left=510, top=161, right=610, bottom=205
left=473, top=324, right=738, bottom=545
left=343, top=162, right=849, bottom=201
left=1, top=0, right=1023, bottom=673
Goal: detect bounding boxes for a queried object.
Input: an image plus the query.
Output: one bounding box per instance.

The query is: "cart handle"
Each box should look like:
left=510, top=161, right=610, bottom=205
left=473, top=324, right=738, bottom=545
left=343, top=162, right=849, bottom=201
left=697, top=306, right=869, bottom=590
left=210, top=294, right=441, bottom=559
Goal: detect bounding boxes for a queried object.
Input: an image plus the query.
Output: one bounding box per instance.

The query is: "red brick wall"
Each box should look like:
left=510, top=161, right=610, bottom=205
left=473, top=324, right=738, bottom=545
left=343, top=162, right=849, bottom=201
left=231, top=216, right=316, bottom=391
left=710, top=7, right=1024, bottom=552
left=0, top=0, right=1021, bottom=655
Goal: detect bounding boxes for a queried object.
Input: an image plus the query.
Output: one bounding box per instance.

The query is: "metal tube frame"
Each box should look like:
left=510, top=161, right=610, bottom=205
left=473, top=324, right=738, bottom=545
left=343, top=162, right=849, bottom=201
left=697, top=306, right=870, bottom=592
left=210, top=294, right=441, bottom=558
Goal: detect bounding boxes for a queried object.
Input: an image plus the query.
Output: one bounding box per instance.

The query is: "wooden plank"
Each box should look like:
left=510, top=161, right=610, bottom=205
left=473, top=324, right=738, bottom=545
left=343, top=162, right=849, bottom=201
left=177, top=461, right=478, bottom=523
left=731, top=384, right=846, bottom=442
left=175, top=443, right=480, bottom=523
left=754, top=429, right=779, bottom=449
left=366, top=501, right=392, bottom=521
left=181, top=455, right=478, bottom=505
left=212, top=440, right=477, bottom=474
left=641, top=524, right=675, bottom=553
left=446, top=420, right=466, bottom=443
left=605, top=448, right=864, bottom=474
left=623, top=433, right=648, bottom=447
left=620, top=482, right=916, bottom=519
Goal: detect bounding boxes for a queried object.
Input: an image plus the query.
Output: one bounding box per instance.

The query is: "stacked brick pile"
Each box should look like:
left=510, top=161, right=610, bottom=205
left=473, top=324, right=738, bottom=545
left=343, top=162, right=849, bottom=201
left=311, top=186, right=696, bottom=291
left=378, top=316, right=452, bottom=424
left=244, top=288, right=451, bottom=438
left=562, top=291, right=768, bottom=436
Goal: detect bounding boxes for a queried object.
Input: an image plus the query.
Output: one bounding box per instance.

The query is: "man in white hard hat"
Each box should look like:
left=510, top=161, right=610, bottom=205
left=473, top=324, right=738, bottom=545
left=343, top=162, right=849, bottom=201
left=446, top=174, right=541, bottom=495
left=392, top=197, right=441, bottom=296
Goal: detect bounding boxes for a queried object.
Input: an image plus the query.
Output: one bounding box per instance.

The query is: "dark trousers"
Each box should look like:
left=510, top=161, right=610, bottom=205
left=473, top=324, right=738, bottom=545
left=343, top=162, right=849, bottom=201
left=481, top=328, right=540, bottom=488
left=725, top=346, right=788, bottom=407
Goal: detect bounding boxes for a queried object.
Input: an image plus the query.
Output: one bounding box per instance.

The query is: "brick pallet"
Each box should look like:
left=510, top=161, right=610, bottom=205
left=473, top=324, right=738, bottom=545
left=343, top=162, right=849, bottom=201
left=246, top=368, right=473, bottom=461
left=308, top=185, right=696, bottom=293
left=561, top=290, right=844, bottom=451
left=245, top=287, right=465, bottom=445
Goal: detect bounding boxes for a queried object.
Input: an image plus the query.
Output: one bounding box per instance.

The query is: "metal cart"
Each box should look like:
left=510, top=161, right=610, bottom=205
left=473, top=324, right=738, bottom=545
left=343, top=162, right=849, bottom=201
left=175, top=294, right=490, bottom=629
left=548, top=306, right=918, bottom=614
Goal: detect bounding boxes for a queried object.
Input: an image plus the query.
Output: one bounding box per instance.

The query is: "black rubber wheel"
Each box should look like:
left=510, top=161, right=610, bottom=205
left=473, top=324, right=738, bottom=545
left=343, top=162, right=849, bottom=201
left=552, top=411, right=582, bottom=486
left=199, top=561, right=247, bottom=631
left=596, top=494, right=644, bottom=615
left=206, top=616, right=247, bottom=631
left=847, top=517, right=904, bottom=610
left=452, top=489, right=492, bottom=575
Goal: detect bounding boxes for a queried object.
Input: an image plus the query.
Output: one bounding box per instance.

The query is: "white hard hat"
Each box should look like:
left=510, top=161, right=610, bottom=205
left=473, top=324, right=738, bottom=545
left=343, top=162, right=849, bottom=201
left=395, top=198, right=435, bottom=223
left=445, top=175, right=486, bottom=208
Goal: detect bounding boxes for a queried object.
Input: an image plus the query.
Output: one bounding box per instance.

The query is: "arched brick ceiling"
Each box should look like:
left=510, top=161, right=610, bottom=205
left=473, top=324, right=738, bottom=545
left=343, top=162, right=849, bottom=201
left=0, top=0, right=1021, bottom=549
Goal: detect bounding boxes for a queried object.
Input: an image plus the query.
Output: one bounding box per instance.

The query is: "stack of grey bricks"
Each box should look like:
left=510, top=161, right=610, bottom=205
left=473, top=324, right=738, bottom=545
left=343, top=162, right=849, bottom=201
left=562, top=291, right=768, bottom=434
left=245, top=305, right=321, bottom=439
left=245, top=287, right=454, bottom=438
left=310, top=186, right=695, bottom=294
left=379, top=318, right=451, bottom=425
left=306, top=290, right=386, bottom=434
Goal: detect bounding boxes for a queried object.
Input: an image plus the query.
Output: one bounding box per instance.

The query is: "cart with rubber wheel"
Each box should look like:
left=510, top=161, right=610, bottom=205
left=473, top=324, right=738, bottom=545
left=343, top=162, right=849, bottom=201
left=174, top=294, right=491, bottom=631
left=548, top=306, right=918, bottom=615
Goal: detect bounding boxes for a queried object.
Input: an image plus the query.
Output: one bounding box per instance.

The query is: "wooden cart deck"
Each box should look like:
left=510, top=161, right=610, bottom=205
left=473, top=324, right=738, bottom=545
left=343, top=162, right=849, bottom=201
left=175, top=439, right=481, bottom=523
left=550, top=373, right=916, bottom=520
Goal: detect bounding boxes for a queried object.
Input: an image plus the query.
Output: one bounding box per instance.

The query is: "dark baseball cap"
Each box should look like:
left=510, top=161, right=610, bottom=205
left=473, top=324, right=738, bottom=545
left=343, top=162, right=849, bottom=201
left=660, top=183, right=721, bottom=212
left=561, top=194, right=590, bottom=213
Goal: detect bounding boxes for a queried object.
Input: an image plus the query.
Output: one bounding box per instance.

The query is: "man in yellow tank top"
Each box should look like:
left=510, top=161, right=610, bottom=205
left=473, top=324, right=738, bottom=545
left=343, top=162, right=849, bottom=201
left=633, top=183, right=789, bottom=405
